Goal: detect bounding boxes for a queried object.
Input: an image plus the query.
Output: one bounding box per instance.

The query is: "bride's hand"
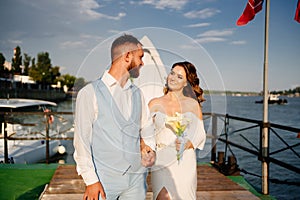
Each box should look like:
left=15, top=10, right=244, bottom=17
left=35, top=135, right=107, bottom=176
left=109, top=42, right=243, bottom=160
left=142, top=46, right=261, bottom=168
left=175, top=138, right=193, bottom=151
left=141, top=145, right=156, bottom=167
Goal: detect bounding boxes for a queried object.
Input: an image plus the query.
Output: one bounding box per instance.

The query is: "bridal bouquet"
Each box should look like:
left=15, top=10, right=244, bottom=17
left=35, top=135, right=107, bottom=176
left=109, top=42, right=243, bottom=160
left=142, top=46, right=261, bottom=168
left=165, top=112, right=190, bottom=163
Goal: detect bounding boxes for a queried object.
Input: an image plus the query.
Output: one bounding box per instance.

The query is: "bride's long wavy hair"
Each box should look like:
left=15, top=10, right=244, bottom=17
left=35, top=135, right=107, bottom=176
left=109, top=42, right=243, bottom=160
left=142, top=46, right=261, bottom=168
left=164, top=61, right=205, bottom=105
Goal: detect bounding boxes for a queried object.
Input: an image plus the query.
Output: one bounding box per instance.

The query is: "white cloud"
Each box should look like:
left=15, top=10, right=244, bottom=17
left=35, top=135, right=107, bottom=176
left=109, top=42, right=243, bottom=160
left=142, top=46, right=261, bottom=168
left=185, top=23, right=211, bottom=28
left=138, top=0, right=189, bottom=10
left=22, top=0, right=126, bottom=21
left=71, top=0, right=127, bottom=21
left=76, top=0, right=126, bottom=20
left=60, top=33, right=105, bottom=50
left=79, top=34, right=102, bottom=41
left=196, top=37, right=226, bottom=43
left=80, top=11, right=126, bottom=20
left=60, top=41, right=85, bottom=49
left=108, top=29, right=123, bottom=34
left=179, top=44, right=199, bottom=49
left=231, top=40, right=246, bottom=45
left=184, top=8, right=220, bottom=19
left=8, top=40, right=23, bottom=45
left=195, top=29, right=233, bottom=43
left=198, top=29, right=234, bottom=37
left=77, top=0, right=103, bottom=19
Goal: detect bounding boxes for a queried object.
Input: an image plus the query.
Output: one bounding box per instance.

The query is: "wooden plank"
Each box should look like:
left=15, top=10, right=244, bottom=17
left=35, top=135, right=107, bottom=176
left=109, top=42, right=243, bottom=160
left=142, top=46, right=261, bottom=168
left=41, top=165, right=260, bottom=200
left=43, top=165, right=85, bottom=195
left=197, top=165, right=246, bottom=191
left=197, top=191, right=260, bottom=200
left=40, top=194, right=83, bottom=200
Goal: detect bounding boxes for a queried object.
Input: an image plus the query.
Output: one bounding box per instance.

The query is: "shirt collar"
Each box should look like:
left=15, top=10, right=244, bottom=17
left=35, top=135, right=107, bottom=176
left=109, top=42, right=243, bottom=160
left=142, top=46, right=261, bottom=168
left=102, top=70, right=132, bottom=90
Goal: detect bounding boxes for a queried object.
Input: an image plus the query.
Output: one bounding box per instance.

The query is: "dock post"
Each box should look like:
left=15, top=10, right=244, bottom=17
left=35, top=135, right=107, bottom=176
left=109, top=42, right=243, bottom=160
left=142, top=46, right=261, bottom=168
left=45, top=114, right=50, bottom=164
left=217, top=151, right=225, bottom=165
left=211, top=114, right=217, bottom=163
left=4, top=120, right=9, bottom=163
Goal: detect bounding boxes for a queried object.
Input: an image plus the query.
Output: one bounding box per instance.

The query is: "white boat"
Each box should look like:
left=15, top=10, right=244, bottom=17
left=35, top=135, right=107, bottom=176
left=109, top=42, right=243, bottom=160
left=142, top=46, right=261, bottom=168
left=0, top=98, right=67, bottom=164
left=255, top=94, right=288, bottom=105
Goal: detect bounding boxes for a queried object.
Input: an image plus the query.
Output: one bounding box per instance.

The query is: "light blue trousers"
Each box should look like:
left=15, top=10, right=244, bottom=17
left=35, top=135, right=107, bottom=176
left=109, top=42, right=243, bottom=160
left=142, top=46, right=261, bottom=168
left=98, top=170, right=147, bottom=200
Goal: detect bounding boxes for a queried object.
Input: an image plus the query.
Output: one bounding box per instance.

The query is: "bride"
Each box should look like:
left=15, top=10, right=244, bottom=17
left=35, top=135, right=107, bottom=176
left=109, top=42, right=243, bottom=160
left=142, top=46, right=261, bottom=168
left=148, top=61, right=206, bottom=200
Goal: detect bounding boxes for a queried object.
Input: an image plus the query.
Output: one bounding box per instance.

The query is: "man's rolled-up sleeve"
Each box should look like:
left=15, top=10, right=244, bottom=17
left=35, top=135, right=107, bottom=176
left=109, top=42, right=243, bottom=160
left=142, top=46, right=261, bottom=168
left=73, top=85, right=99, bottom=185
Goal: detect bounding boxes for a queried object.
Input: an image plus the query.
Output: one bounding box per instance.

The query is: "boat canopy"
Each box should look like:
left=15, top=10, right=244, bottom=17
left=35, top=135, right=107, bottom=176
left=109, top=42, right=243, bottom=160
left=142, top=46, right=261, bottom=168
left=0, top=98, right=57, bottom=111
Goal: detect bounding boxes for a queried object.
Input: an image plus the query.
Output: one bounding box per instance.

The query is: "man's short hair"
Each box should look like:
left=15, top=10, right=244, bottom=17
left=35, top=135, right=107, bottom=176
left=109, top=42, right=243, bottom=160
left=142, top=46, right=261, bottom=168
left=111, top=34, right=142, bottom=62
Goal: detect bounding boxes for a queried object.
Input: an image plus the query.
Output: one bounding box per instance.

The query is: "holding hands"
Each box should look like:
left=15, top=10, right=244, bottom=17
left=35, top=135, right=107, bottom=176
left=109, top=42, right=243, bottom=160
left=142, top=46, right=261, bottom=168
left=140, top=139, right=156, bottom=167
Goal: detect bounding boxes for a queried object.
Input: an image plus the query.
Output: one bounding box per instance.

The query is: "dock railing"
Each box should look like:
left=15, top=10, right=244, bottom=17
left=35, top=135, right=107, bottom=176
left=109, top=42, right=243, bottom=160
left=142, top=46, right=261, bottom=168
left=202, top=112, right=300, bottom=194
left=1, top=111, right=300, bottom=194
left=0, top=111, right=73, bottom=164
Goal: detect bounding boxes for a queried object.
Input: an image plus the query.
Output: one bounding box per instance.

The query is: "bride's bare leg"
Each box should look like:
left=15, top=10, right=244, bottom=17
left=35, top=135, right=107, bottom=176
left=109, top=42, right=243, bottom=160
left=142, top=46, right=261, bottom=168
left=156, top=187, right=171, bottom=200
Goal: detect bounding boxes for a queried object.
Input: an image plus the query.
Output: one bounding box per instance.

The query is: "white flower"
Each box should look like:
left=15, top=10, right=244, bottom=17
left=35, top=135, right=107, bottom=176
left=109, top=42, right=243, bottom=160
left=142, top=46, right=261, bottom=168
left=165, top=112, right=190, bottom=137
left=165, top=112, right=191, bottom=163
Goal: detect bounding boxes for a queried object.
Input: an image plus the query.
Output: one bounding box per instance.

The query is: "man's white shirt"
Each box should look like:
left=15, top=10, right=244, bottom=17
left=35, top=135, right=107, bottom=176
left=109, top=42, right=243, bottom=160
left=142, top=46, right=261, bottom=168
left=73, top=71, right=155, bottom=185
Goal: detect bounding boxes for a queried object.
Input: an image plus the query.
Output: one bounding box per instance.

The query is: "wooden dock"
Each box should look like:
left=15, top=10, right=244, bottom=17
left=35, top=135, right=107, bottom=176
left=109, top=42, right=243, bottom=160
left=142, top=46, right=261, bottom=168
left=40, top=165, right=260, bottom=200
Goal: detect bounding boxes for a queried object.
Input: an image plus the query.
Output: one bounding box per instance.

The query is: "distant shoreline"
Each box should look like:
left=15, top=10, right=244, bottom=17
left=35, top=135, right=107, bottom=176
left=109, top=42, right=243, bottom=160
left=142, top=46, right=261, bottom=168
left=205, top=90, right=259, bottom=96
left=1, top=88, right=298, bottom=103
left=204, top=90, right=300, bottom=97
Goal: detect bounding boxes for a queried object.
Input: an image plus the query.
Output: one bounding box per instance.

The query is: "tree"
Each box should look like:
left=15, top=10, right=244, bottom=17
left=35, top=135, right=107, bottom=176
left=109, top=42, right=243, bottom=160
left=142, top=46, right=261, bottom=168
left=31, top=57, right=36, bottom=68
left=29, top=52, right=52, bottom=87
left=60, top=74, right=76, bottom=90
left=74, top=77, right=86, bottom=91
left=295, top=87, right=300, bottom=93
left=51, top=66, right=61, bottom=84
left=11, top=46, right=22, bottom=74
left=0, top=53, right=10, bottom=78
left=23, top=53, right=31, bottom=75
left=0, top=53, right=6, bottom=75
left=28, top=57, right=37, bottom=80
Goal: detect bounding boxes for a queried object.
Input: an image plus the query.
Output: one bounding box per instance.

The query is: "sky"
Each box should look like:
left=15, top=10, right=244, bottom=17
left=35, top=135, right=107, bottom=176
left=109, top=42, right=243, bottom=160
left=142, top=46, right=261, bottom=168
left=0, top=0, right=299, bottom=92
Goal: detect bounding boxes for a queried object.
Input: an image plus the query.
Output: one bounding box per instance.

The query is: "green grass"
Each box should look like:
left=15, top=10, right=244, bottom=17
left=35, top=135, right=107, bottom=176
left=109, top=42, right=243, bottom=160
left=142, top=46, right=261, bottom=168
left=1, top=163, right=276, bottom=200
left=0, top=164, right=58, bottom=200
left=228, top=176, right=276, bottom=200
left=197, top=163, right=276, bottom=200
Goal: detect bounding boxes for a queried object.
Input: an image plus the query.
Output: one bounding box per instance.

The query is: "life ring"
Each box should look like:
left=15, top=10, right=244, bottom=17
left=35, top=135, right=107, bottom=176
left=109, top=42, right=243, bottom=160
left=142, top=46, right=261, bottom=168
left=44, top=109, right=54, bottom=124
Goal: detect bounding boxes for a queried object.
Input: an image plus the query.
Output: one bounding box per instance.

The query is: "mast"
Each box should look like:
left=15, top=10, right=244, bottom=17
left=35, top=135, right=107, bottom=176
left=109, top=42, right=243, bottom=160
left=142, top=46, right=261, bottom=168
left=262, top=0, right=270, bottom=195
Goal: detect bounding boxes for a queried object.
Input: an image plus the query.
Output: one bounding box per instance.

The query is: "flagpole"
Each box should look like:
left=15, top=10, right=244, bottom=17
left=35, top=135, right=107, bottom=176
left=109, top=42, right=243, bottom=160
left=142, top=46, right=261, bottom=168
left=262, top=0, right=270, bottom=195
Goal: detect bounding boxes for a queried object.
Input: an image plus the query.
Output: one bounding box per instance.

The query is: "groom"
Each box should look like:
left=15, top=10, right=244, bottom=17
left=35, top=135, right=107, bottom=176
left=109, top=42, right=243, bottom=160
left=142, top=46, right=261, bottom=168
left=73, top=34, right=156, bottom=199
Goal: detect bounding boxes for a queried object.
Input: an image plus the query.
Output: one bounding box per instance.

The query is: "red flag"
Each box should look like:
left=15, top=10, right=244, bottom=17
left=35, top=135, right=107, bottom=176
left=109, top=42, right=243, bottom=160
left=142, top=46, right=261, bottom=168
left=237, top=0, right=264, bottom=26
left=295, top=0, right=300, bottom=23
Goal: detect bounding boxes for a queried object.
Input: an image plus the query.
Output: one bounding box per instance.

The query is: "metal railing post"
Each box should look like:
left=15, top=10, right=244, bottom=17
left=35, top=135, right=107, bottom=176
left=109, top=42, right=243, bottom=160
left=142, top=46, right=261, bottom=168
left=211, top=114, right=217, bottom=163
left=45, top=114, right=50, bottom=164
left=4, top=120, right=8, bottom=163
left=224, top=115, right=229, bottom=160
left=260, top=122, right=270, bottom=194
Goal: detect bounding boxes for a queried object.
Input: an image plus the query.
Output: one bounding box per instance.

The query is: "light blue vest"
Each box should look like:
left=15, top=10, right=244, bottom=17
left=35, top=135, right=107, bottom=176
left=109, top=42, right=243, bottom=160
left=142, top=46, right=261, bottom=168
left=91, top=79, right=143, bottom=175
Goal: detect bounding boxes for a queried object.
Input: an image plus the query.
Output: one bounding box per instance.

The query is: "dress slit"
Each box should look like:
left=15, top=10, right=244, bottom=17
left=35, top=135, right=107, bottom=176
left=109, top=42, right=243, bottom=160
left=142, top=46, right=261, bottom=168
left=156, top=186, right=171, bottom=200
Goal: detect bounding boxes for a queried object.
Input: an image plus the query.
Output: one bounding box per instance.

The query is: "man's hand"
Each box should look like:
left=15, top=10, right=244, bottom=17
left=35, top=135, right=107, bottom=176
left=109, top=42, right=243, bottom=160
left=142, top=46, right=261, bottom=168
left=83, top=181, right=106, bottom=200
left=141, top=145, right=156, bottom=167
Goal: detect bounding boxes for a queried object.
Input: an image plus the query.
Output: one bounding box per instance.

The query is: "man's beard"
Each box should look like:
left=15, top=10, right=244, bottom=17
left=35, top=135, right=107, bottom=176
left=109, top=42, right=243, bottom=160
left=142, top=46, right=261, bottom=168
left=128, top=60, right=140, bottom=78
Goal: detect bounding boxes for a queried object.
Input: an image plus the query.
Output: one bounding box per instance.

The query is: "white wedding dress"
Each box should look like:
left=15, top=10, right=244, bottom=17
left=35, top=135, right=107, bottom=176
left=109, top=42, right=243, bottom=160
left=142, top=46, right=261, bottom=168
left=151, top=112, right=206, bottom=200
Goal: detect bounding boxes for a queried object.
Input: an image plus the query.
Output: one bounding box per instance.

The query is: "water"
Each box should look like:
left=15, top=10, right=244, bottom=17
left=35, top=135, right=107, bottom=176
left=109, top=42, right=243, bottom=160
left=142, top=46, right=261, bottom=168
left=51, top=100, right=75, bottom=164
left=56, top=96, right=300, bottom=200
left=200, top=95, right=300, bottom=200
